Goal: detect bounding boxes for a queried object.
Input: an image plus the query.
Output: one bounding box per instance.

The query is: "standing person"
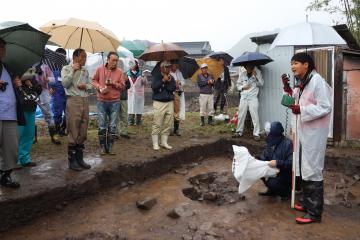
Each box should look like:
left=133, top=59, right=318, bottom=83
left=213, top=58, right=231, bottom=114
left=0, top=37, right=23, bottom=188
left=92, top=52, right=124, bottom=155
left=49, top=48, right=68, bottom=137
left=17, top=69, right=42, bottom=167
left=127, top=60, right=146, bottom=126
left=282, top=52, right=332, bottom=224
left=151, top=61, right=176, bottom=150
left=197, top=63, right=215, bottom=126
left=117, top=73, right=131, bottom=139
left=35, top=62, right=61, bottom=145
left=169, top=60, right=186, bottom=136
left=258, top=121, right=292, bottom=200
left=233, top=64, right=264, bottom=140
left=61, top=48, right=92, bottom=171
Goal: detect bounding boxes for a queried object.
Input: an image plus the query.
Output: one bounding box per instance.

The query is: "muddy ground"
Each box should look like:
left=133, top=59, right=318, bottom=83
left=0, top=157, right=359, bottom=240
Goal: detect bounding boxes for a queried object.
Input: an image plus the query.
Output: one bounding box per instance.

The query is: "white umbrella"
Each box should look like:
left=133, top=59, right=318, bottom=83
left=269, top=21, right=346, bottom=50
left=40, top=18, right=120, bottom=53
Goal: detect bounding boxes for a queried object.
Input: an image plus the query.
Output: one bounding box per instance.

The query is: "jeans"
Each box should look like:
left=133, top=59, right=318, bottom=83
left=97, top=100, right=120, bottom=134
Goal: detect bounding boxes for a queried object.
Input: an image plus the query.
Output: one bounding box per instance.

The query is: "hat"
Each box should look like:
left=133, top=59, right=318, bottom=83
left=160, top=61, right=171, bottom=67
left=200, top=63, right=208, bottom=69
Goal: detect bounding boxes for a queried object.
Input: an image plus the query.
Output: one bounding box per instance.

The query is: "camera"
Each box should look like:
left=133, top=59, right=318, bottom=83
left=0, top=82, right=8, bottom=92
left=105, top=79, right=112, bottom=85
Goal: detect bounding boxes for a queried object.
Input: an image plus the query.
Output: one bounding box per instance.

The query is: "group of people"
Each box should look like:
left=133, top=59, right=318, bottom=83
left=0, top=36, right=332, bottom=225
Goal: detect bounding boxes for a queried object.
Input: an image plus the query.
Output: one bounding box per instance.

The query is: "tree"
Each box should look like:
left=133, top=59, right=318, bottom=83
left=307, top=0, right=360, bottom=45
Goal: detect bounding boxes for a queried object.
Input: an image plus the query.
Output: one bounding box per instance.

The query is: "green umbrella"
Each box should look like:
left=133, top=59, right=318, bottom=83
left=121, top=40, right=146, bottom=58
left=0, top=21, right=50, bottom=76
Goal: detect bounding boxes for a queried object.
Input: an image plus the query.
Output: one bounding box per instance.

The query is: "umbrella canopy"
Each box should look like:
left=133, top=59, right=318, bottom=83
left=269, top=21, right=346, bottom=50
left=139, top=42, right=187, bottom=61
left=40, top=18, right=120, bottom=53
left=191, top=58, right=224, bottom=83
left=121, top=40, right=147, bottom=58
left=151, top=56, right=199, bottom=79
left=207, top=51, right=233, bottom=66
left=232, top=51, right=273, bottom=67
left=43, top=48, right=68, bottom=72
left=0, top=21, right=50, bottom=76
left=117, top=46, right=134, bottom=58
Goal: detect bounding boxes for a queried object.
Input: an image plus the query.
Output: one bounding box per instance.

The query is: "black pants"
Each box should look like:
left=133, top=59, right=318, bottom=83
left=214, top=90, right=226, bottom=112
left=263, top=176, right=291, bottom=198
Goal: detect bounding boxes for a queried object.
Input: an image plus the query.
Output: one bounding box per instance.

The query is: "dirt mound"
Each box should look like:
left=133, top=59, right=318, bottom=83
left=182, top=171, right=245, bottom=205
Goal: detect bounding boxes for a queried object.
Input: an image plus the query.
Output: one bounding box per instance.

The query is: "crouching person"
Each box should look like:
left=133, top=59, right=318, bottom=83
left=151, top=61, right=176, bottom=150
left=61, top=48, right=92, bottom=171
left=259, top=122, right=292, bottom=201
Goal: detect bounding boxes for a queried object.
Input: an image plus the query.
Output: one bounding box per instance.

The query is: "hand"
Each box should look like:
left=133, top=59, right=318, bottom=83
left=72, top=63, right=81, bottom=71
left=252, top=69, right=257, bottom=77
left=208, top=79, right=214, bottom=85
left=43, top=75, right=49, bottom=83
left=77, top=83, right=87, bottom=90
left=25, top=80, right=32, bottom=87
left=281, top=73, right=292, bottom=95
left=268, top=160, right=277, bottom=168
left=290, top=104, right=300, bottom=114
left=99, top=86, right=109, bottom=94
left=14, top=77, right=22, bottom=87
left=0, top=80, right=5, bottom=86
left=162, top=74, right=170, bottom=82
left=242, top=84, right=250, bottom=90
left=49, top=88, right=55, bottom=95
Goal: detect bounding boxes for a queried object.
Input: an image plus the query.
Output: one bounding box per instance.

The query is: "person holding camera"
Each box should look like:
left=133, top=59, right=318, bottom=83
left=16, top=69, right=42, bottom=168
left=151, top=61, right=176, bottom=150
left=0, top=37, right=24, bottom=188
left=61, top=48, right=92, bottom=171
left=92, top=52, right=124, bottom=155
left=169, top=60, right=186, bottom=136
left=233, top=63, right=263, bottom=140
left=197, top=63, right=215, bottom=126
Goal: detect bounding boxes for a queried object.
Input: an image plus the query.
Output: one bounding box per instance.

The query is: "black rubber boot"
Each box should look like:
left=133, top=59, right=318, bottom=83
left=208, top=116, right=214, bottom=126
left=173, top=121, right=181, bottom=136
left=200, top=116, right=205, bottom=126
left=76, top=144, right=91, bottom=169
left=49, top=126, right=61, bottom=145
left=128, top=114, right=135, bottom=125
left=107, top=131, right=116, bottom=155
left=135, top=114, right=142, bottom=125
left=98, top=129, right=107, bottom=155
left=68, top=145, right=82, bottom=171
left=0, top=170, right=20, bottom=188
left=59, top=121, right=67, bottom=137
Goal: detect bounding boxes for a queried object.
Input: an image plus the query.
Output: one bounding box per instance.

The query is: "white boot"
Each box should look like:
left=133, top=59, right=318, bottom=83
left=151, top=135, right=160, bottom=150
left=160, top=135, right=172, bottom=150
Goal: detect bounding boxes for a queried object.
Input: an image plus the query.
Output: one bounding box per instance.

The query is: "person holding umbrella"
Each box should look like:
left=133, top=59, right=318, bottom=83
left=61, top=48, right=92, bottom=171
left=213, top=57, right=231, bottom=114
left=197, top=63, right=215, bottom=126
left=233, top=63, right=264, bottom=140
left=282, top=52, right=332, bottom=224
left=0, top=37, right=24, bottom=188
left=151, top=61, right=176, bottom=150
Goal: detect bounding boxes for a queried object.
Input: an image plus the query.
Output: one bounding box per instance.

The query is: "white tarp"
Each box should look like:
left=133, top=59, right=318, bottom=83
left=232, top=145, right=279, bottom=194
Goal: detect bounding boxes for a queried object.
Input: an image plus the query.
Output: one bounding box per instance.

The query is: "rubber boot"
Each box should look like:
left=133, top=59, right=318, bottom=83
left=59, top=121, right=67, bottom=137
left=0, top=170, right=20, bottom=188
left=68, top=145, right=82, bottom=171
left=173, top=120, right=181, bottom=136
left=152, top=135, right=160, bottom=150
left=49, top=126, right=61, bottom=145
left=128, top=114, right=135, bottom=126
left=208, top=116, right=214, bottom=126
left=76, top=144, right=91, bottom=169
left=107, top=132, right=116, bottom=155
left=200, top=116, right=205, bottom=126
left=98, top=129, right=107, bottom=155
left=160, top=135, right=172, bottom=150
left=136, top=114, right=142, bottom=125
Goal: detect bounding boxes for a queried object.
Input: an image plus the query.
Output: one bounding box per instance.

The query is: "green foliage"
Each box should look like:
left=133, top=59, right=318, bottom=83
left=307, top=0, right=360, bottom=45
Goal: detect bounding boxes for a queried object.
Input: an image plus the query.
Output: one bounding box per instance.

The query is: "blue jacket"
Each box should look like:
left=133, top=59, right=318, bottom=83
left=151, top=72, right=176, bottom=102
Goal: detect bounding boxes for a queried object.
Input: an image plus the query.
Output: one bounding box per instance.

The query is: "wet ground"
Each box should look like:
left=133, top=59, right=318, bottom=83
left=1, top=156, right=359, bottom=240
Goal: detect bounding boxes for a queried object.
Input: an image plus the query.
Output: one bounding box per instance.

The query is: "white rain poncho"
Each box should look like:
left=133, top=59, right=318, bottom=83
left=293, top=71, right=332, bottom=181
left=232, top=145, right=279, bottom=194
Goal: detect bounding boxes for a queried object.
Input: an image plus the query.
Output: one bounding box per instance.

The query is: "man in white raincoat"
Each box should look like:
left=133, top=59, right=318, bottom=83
left=282, top=52, right=332, bottom=224
left=169, top=60, right=186, bottom=136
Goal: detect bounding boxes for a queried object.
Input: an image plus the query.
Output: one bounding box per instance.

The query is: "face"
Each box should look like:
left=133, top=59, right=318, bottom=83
left=107, top=54, right=119, bottom=69
left=161, top=65, right=171, bottom=74
left=201, top=67, right=208, bottom=74
left=74, top=51, right=87, bottom=66
left=170, top=64, right=178, bottom=72
left=218, top=58, right=225, bottom=66
left=291, top=61, right=308, bottom=79
left=244, top=64, right=254, bottom=73
left=0, top=42, right=6, bottom=60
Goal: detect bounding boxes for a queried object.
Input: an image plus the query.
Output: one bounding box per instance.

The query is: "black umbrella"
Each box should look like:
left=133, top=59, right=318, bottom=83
left=207, top=51, right=233, bottom=66
left=232, top=51, right=273, bottom=67
left=0, top=21, right=50, bottom=76
left=43, top=48, right=68, bottom=72
left=151, top=56, right=199, bottom=79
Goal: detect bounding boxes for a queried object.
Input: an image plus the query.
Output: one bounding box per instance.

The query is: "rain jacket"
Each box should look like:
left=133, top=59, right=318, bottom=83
left=293, top=70, right=332, bottom=181
left=236, top=67, right=263, bottom=100
left=127, top=70, right=146, bottom=114
left=151, top=73, right=176, bottom=102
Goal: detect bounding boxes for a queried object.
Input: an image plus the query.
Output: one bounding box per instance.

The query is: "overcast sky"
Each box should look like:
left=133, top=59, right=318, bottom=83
left=1, top=0, right=344, bottom=51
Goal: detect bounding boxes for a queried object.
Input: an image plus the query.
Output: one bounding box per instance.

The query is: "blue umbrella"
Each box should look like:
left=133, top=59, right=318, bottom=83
left=232, top=51, right=273, bottom=67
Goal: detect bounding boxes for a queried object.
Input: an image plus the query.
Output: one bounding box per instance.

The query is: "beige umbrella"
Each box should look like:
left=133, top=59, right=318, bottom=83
left=139, top=42, right=187, bottom=61
left=40, top=18, right=120, bottom=53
